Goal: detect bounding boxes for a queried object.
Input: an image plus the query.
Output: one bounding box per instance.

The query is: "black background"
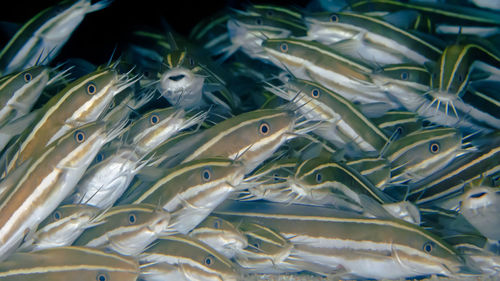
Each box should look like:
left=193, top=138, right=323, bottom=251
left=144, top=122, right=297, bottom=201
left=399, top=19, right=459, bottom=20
left=0, top=0, right=309, bottom=65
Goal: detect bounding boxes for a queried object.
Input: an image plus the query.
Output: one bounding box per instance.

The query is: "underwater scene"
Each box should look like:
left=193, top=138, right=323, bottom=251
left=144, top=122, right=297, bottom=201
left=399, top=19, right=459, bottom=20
left=0, top=0, right=498, bottom=280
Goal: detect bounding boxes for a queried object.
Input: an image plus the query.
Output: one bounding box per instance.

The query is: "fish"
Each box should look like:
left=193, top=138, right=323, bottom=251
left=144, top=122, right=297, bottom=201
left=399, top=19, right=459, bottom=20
left=73, top=204, right=170, bottom=256
left=139, top=234, right=240, bottom=281
left=0, top=0, right=112, bottom=75
left=215, top=200, right=469, bottom=279
left=18, top=204, right=100, bottom=251
left=189, top=216, right=248, bottom=259
left=0, top=121, right=123, bottom=261
left=0, top=246, right=138, bottom=281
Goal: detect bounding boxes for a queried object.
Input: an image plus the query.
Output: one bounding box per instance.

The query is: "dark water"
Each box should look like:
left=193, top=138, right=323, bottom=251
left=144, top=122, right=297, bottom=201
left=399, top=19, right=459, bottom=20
left=0, top=0, right=309, bottom=65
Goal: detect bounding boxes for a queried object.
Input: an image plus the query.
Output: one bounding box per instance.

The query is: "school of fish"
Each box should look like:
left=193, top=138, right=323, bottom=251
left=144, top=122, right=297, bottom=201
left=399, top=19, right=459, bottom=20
left=0, top=0, right=498, bottom=280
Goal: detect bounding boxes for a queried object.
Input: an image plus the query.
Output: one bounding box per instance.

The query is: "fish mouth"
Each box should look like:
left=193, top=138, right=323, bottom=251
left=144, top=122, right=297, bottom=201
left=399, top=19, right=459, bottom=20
left=461, top=187, right=498, bottom=210
left=168, top=74, right=186, bottom=82
left=160, top=68, right=195, bottom=86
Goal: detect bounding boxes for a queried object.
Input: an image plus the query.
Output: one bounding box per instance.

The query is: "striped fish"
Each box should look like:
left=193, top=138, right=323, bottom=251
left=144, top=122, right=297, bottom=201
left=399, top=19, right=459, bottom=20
left=73, top=204, right=170, bottom=256
left=305, top=11, right=442, bottom=65
left=2, top=67, right=135, bottom=174
left=427, top=42, right=500, bottom=129
left=460, top=186, right=500, bottom=243
left=215, top=201, right=469, bottom=279
left=0, top=246, right=138, bottom=281
left=350, top=0, right=500, bottom=33
left=371, top=63, right=488, bottom=131
left=18, top=204, right=100, bottom=251
left=0, top=121, right=121, bottom=261
left=125, top=107, right=206, bottom=155
left=261, top=38, right=397, bottom=106
left=279, top=157, right=396, bottom=217
left=189, top=216, right=248, bottom=259
left=131, top=158, right=245, bottom=234
left=382, top=127, right=464, bottom=184
left=408, top=140, right=499, bottom=205
left=0, top=0, right=112, bottom=75
left=234, top=221, right=298, bottom=274
left=158, top=35, right=238, bottom=110
left=266, top=78, right=391, bottom=155
left=221, top=12, right=307, bottom=61
left=0, top=66, right=49, bottom=127
left=155, top=108, right=302, bottom=175
left=139, top=234, right=240, bottom=281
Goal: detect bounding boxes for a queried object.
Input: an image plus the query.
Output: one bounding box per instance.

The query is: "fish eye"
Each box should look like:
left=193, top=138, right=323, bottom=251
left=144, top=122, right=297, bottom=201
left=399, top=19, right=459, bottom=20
left=395, top=126, right=404, bottom=136
left=423, top=241, right=434, bottom=253
left=400, top=71, right=409, bottom=80
left=279, top=42, right=288, bottom=53
left=213, top=219, right=221, bottom=229
left=259, top=122, right=270, bottom=135
left=273, top=173, right=280, bottom=182
left=128, top=213, right=137, bottom=224
left=330, top=14, right=339, bottom=22
left=429, top=142, right=440, bottom=154
left=24, top=73, right=32, bottom=82
left=201, top=168, right=212, bottom=181
left=311, top=88, right=320, bottom=98
left=150, top=114, right=160, bottom=125
left=204, top=255, right=214, bottom=266
left=53, top=211, right=62, bottom=220
left=255, top=18, right=263, bottom=25
left=316, top=173, right=323, bottom=183
left=253, top=241, right=260, bottom=249
left=267, top=11, right=274, bottom=16
left=86, top=82, right=97, bottom=95
left=96, top=153, right=104, bottom=163
left=96, top=272, right=108, bottom=281
left=74, top=130, right=86, bottom=143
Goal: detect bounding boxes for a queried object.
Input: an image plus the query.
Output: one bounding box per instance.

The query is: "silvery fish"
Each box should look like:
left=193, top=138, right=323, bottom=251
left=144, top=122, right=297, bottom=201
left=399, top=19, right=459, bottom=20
left=2, top=67, right=135, bottom=174
left=261, top=38, right=398, bottom=107
left=234, top=221, right=298, bottom=274
left=0, top=0, right=112, bottom=75
left=215, top=201, right=469, bottom=279
left=125, top=107, right=206, bottom=156
left=266, top=78, right=391, bottom=155
left=0, top=66, right=49, bottom=127
left=408, top=136, right=499, bottom=205
left=382, top=127, right=464, bottom=184
left=371, top=63, right=487, bottom=131
left=18, top=204, right=100, bottom=251
left=132, top=158, right=245, bottom=234
left=73, top=204, right=170, bottom=256
left=304, top=11, right=442, bottom=65
left=349, top=0, right=500, bottom=36
left=0, top=121, right=122, bottom=261
left=0, top=246, right=138, bottom=281
left=159, top=47, right=236, bottom=111
left=70, top=147, right=145, bottom=209
left=156, top=108, right=306, bottom=175
left=189, top=216, right=248, bottom=259
left=222, top=13, right=307, bottom=62
left=460, top=186, right=500, bottom=252
left=139, top=234, right=240, bottom=281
